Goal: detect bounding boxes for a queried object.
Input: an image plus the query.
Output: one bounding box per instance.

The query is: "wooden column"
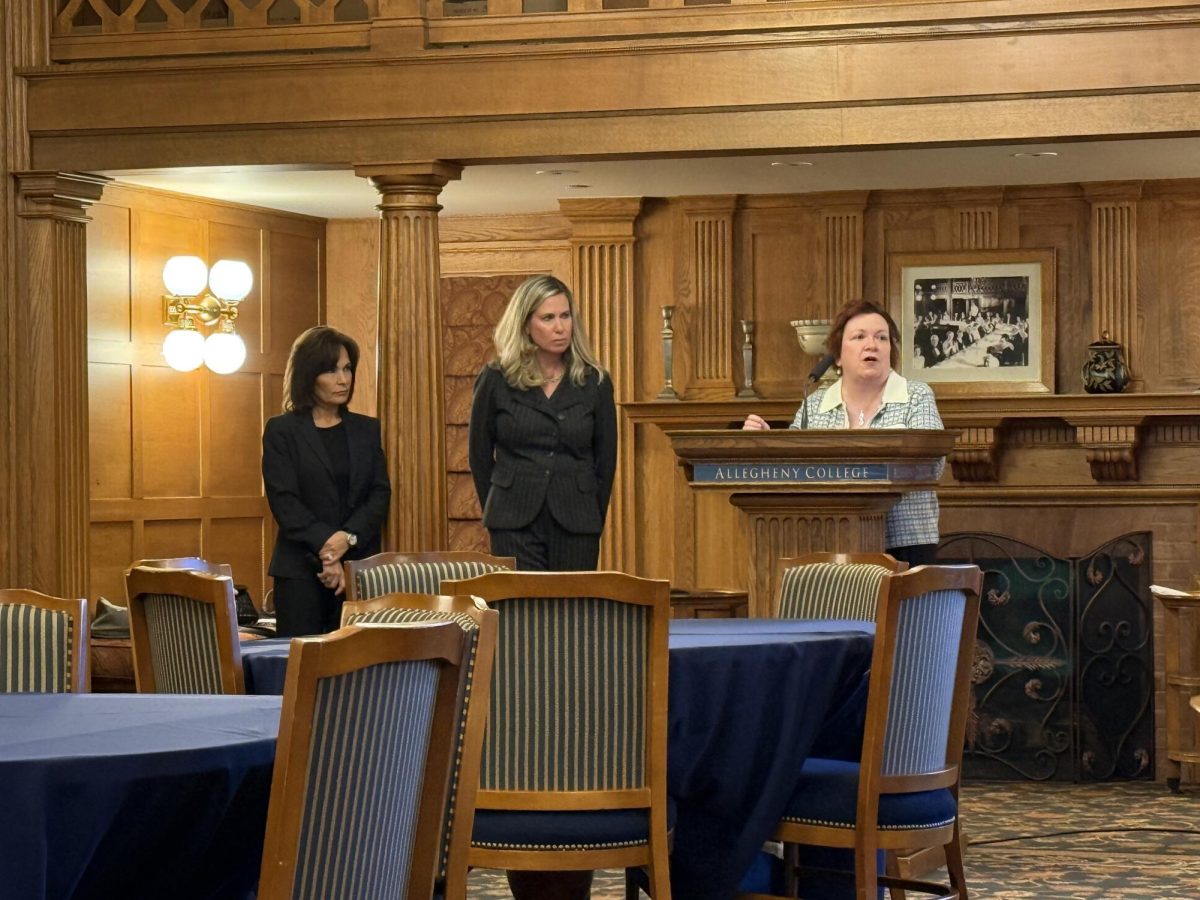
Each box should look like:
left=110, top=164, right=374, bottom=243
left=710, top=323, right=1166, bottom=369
left=357, top=161, right=462, bottom=553
left=1085, top=181, right=1142, bottom=390
left=821, top=201, right=865, bottom=311
left=11, top=171, right=107, bottom=597
left=560, top=197, right=643, bottom=573
left=679, top=196, right=738, bottom=398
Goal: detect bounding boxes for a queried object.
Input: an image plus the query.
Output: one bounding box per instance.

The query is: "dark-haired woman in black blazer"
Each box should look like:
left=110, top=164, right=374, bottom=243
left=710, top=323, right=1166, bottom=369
left=263, top=326, right=390, bottom=636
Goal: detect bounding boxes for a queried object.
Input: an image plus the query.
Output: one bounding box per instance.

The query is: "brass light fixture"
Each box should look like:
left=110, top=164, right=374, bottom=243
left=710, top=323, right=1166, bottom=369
left=161, top=256, right=253, bottom=374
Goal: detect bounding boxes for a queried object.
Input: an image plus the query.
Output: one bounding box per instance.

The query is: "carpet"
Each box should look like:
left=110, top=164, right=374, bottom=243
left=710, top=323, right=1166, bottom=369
left=464, top=781, right=1200, bottom=898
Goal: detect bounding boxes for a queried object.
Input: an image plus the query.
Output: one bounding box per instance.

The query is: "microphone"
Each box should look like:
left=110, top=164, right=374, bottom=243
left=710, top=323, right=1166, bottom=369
left=799, top=354, right=835, bottom=430
left=807, top=353, right=836, bottom=383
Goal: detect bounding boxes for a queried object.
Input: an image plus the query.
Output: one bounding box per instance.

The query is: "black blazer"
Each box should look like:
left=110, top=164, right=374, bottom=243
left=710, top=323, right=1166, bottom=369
left=262, top=410, right=391, bottom=579
left=469, top=364, right=617, bottom=534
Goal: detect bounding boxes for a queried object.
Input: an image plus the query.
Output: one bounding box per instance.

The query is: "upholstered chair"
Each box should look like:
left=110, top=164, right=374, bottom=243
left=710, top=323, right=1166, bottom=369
left=258, top=618, right=495, bottom=900
left=0, top=589, right=89, bottom=693
left=344, top=550, right=515, bottom=603
left=772, top=551, right=906, bottom=620
left=339, top=591, right=498, bottom=897
left=124, top=565, right=244, bottom=694
left=441, top=570, right=674, bottom=900
left=742, top=564, right=984, bottom=900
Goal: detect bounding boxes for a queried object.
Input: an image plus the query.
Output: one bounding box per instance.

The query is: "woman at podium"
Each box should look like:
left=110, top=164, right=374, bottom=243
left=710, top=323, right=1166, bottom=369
left=743, top=299, right=943, bottom=566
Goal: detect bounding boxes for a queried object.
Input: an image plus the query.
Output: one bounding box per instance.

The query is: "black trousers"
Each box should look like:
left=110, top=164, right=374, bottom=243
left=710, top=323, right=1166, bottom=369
left=272, top=574, right=343, bottom=637
left=488, top=503, right=601, bottom=572
left=886, top=543, right=939, bottom=568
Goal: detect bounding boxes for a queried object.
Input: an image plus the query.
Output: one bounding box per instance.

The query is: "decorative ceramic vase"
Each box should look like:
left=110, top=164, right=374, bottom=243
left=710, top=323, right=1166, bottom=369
left=1081, top=332, right=1130, bottom=394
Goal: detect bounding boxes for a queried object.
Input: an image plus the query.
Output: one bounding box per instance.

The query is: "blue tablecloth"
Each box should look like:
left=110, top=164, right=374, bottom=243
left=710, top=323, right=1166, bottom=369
left=0, top=693, right=282, bottom=900
left=243, top=618, right=874, bottom=900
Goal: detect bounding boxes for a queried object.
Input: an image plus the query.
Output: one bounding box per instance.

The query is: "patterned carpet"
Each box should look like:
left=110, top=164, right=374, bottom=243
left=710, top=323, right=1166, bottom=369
left=465, top=781, right=1200, bottom=898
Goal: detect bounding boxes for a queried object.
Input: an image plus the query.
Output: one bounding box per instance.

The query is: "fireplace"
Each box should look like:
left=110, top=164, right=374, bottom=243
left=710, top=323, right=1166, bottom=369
left=938, top=531, right=1154, bottom=782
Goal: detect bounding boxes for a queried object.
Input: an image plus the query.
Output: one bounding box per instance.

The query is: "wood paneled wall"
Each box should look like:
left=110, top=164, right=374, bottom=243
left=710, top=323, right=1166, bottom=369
left=86, top=183, right=323, bottom=610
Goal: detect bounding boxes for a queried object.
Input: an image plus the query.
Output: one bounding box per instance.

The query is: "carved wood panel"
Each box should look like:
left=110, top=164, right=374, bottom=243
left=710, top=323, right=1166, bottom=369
left=441, top=274, right=531, bottom=552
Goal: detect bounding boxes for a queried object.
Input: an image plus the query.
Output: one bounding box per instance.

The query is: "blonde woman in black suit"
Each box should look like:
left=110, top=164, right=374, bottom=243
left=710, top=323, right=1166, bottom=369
left=470, top=274, right=617, bottom=577
left=262, top=326, right=390, bottom=636
left=469, top=274, right=615, bottom=899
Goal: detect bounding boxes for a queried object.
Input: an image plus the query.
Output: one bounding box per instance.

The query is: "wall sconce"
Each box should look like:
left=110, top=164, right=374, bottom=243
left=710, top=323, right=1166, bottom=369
left=161, top=255, right=253, bottom=374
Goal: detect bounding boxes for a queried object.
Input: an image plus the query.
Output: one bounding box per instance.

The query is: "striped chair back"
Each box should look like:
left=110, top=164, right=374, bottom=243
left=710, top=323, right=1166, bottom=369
left=339, top=593, right=496, bottom=884
left=773, top=552, right=906, bottom=620
left=346, top=552, right=515, bottom=603
left=124, top=566, right=244, bottom=694
left=881, top=586, right=969, bottom=777
left=0, top=590, right=88, bottom=693
left=861, top=564, right=983, bottom=792
left=258, top=620, right=493, bottom=900
left=142, top=593, right=225, bottom=693
left=484, top=595, right=649, bottom=792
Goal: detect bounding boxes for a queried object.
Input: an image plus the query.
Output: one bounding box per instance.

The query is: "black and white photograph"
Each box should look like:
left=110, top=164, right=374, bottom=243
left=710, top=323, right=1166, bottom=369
left=889, top=249, right=1056, bottom=394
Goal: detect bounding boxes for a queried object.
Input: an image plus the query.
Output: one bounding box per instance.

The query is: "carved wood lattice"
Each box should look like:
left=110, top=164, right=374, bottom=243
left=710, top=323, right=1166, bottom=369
left=55, top=0, right=374, bottom=34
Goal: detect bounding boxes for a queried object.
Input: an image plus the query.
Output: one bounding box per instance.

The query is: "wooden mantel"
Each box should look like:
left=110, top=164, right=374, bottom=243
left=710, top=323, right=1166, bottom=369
left=624, top=392, right=1200, bottom=484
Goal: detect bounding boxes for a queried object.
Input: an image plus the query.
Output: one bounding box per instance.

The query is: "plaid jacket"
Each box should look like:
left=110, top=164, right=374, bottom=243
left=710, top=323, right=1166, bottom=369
left=790, top=371, right=943, bottom=548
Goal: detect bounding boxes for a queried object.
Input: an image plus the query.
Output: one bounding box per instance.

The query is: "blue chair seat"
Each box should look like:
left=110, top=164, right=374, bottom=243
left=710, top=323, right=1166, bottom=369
left=472, top=798, right=677, bottom=851
left=781, top=758, right=956, bottom=831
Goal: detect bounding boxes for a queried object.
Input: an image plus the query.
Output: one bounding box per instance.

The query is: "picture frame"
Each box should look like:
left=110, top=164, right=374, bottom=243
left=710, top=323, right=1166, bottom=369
left=887, top=248, right=1056, bottom=394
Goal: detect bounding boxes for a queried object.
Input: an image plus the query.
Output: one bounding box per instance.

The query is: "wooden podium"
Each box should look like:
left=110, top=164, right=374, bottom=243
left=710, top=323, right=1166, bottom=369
left=666, top=429, right=958, bottom=616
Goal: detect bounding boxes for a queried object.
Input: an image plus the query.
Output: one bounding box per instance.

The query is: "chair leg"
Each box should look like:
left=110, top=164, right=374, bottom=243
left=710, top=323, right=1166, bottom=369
left=945, top=832, right=968, bottom=900
left=855, top=843, right=879, bottom=900
left=884, top=851, right=907, bottom=900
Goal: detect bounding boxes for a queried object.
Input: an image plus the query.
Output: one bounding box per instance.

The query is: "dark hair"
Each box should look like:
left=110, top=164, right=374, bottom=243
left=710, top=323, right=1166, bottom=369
left=825, top=300, right=902, bottom=370
left=282, top=326, right=360, bottom=413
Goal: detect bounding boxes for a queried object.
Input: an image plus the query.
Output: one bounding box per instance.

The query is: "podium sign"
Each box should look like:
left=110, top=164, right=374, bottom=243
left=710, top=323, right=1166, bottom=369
left=666, top=429, right=957, bottom=615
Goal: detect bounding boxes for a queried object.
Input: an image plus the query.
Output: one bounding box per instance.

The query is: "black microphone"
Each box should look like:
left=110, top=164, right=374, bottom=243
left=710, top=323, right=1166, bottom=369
left=799, top=354, right=835, bottom=429
left=808, top=353, right=836, bottom=383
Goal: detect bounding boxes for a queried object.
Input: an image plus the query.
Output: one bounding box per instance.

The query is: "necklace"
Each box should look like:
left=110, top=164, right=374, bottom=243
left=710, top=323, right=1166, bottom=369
left=543, top=369, right=565, bottom=384
left=847, top=386, right=885, bottom=427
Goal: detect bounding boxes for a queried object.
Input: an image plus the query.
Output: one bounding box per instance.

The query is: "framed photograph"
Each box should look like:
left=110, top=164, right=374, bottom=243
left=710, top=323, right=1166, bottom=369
left=888, top=248, right=1056, bottom=394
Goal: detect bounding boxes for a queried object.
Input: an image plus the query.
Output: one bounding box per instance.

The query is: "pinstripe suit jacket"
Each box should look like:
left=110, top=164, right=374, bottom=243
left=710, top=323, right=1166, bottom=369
left=469, top=364, right=617, bottom=534
left=262, top=409, right=391, bottom=578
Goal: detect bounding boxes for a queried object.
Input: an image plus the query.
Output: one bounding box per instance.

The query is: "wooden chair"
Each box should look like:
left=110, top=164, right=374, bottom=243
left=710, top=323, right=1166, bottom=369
left=258, top=618, right=495, bottom=900
left=441, top=570, right=673, bottom=900
left=124, top=566, right=244, bottom=694
left=345, top=550, right=515, bottom=603
left=127, top=556, right=234, bottom=578
left=0, top=589, right=89, bottom=693
left=772, top=551, right=907, bottom=620
left=339, top=591, right=499, bottom=898
left=743, top=564, right=983, bottom=900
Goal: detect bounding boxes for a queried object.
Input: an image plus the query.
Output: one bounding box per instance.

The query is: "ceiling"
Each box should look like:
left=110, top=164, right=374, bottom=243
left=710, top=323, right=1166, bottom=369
left=103, top=137, right=1200, bottom=219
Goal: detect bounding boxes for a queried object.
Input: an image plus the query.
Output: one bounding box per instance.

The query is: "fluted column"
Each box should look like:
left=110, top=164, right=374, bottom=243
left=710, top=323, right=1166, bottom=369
left=357, top=161, right=462, bottom=552
left=1085, top=182, right=1142, bottom=389
left=821, top=203, right=864, bottom=312
left=12, top=171, right=108, bottom=597
left=560, top=198, right=643, bottom=573
left=680, top=196, right=738, bottom=398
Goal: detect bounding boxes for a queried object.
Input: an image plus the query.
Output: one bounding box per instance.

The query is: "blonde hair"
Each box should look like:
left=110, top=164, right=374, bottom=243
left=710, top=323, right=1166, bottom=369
left=491, top=275, right=607, bottom=389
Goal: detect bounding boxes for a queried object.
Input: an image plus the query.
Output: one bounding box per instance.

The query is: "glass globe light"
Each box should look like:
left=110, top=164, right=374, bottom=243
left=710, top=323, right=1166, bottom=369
left=162, top=256, right=209, bottom=296
left=163, top=327, right=205, bottom=372
left=204, top=331, right=247, bottom=375
left=208, top=260, right=254, bottom=302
